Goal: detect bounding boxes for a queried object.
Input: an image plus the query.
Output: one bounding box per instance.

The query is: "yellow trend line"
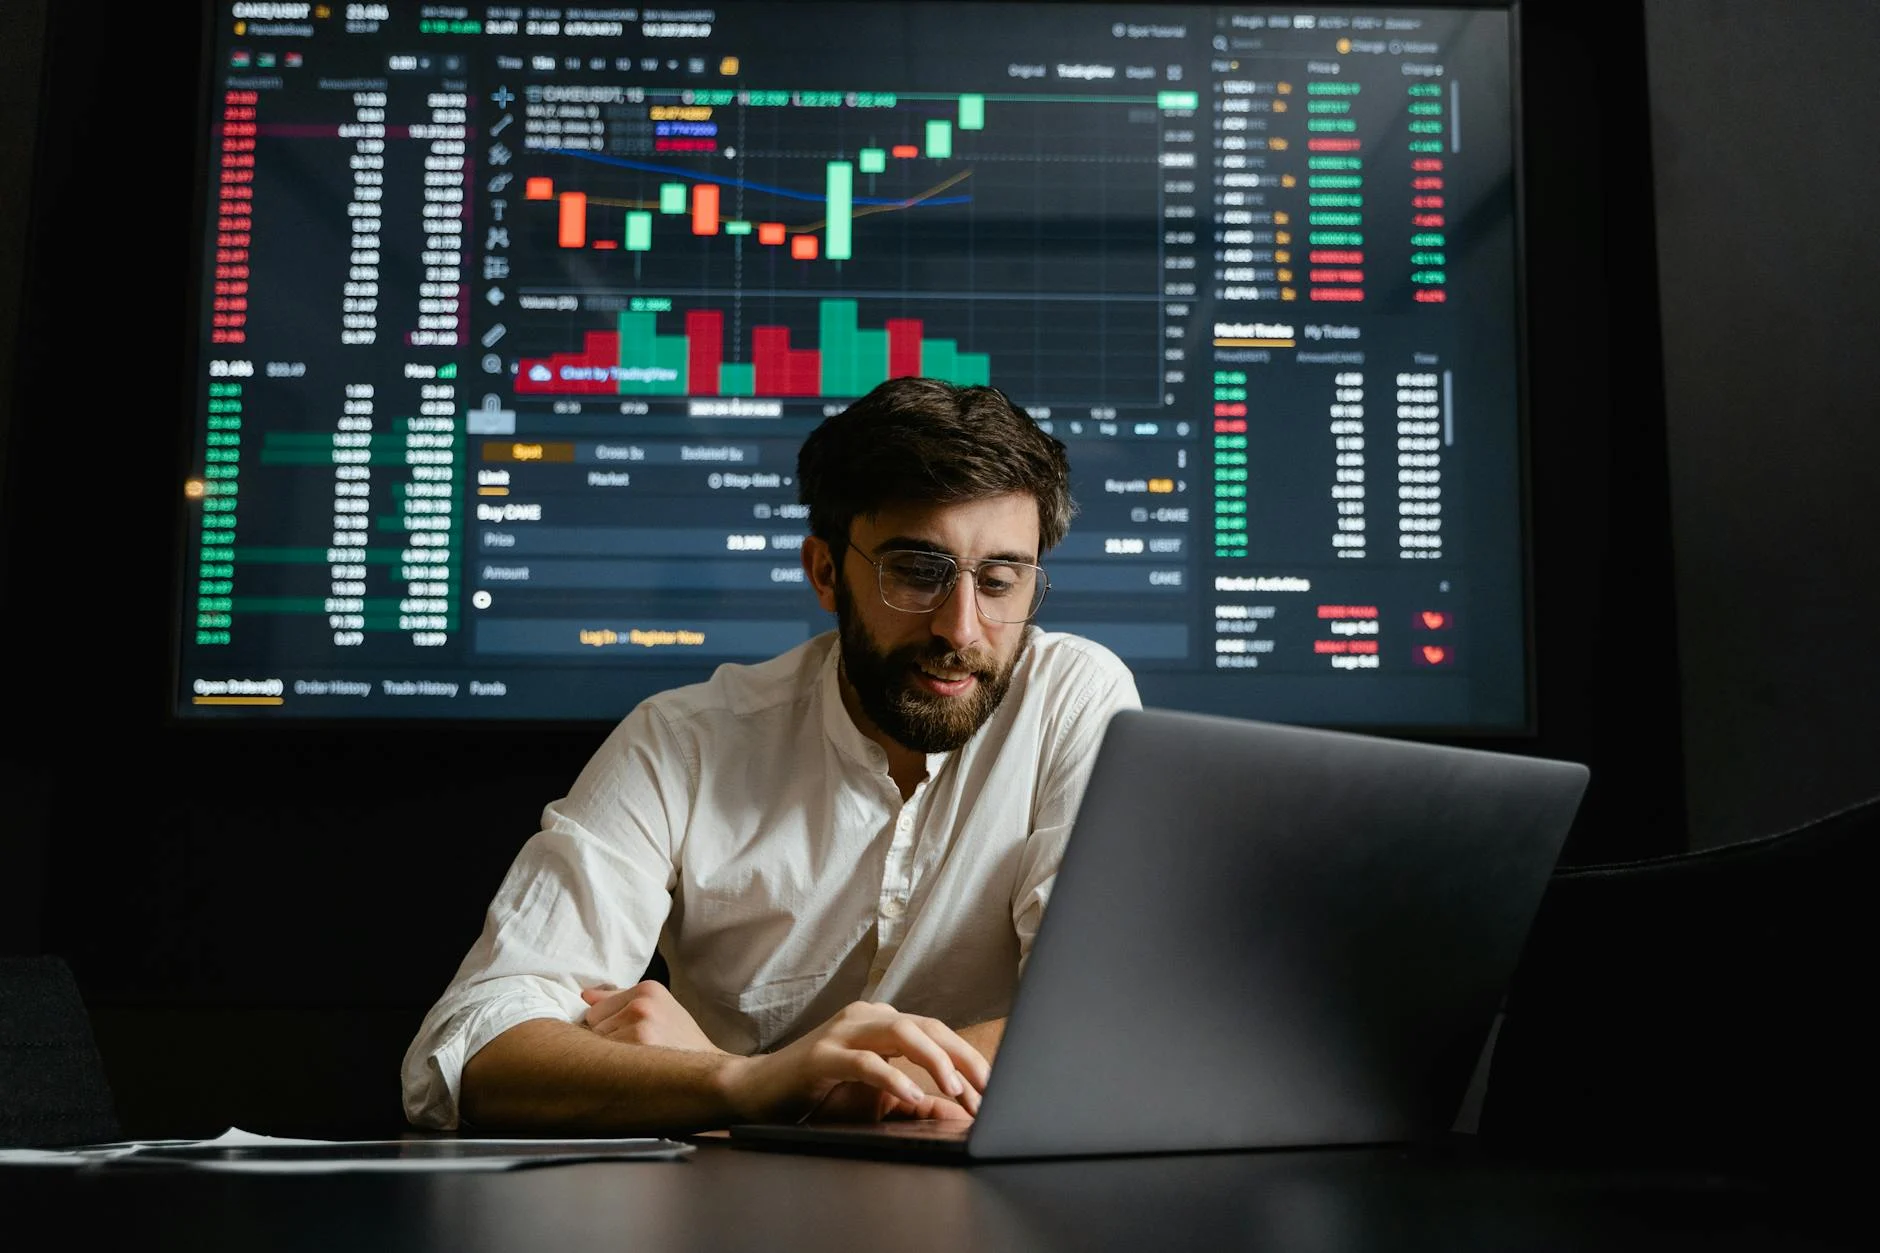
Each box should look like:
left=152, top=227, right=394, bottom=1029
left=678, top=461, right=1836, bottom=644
left=797, top=168, right=975, bottom=235
left=565, top=168, right=975, bottom=235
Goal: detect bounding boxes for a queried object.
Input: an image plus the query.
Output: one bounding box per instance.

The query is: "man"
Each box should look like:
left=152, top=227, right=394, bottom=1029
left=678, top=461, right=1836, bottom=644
left=401, top=378, right=1141, bottom=1133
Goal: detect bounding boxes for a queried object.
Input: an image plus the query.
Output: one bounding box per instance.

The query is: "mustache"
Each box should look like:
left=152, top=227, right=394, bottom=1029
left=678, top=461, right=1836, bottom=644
left=899, top=642, right=999, bottom=679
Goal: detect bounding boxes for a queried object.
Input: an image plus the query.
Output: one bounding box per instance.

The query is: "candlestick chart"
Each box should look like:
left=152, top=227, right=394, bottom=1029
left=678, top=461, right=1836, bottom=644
left=501, top=85, right=1179, bottom=407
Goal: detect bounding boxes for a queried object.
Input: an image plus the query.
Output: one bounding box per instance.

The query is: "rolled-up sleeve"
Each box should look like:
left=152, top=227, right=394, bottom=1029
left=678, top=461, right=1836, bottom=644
left=400, top=702, right=691, bottom=1128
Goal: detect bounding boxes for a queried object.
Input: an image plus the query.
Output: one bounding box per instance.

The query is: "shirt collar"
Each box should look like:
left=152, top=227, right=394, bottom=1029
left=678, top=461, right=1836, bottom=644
left=818, top=633, right=888, bottom=773
left=816, top=631, right=958, bottom=779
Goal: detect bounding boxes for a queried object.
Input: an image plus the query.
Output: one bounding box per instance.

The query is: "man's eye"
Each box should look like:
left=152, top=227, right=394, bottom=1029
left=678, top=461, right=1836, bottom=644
left=888, top=560, right=952, bottom=586
left=976, top=565, right=1022, bottom=596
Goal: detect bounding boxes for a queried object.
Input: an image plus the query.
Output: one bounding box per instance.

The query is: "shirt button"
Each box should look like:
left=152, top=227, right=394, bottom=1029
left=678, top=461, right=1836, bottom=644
left=881, top=898, right=906, bottom=920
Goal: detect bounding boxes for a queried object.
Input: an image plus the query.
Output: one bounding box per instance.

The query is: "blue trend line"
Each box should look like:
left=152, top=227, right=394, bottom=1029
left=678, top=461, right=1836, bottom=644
left=543, top=148, right=972, bottom=207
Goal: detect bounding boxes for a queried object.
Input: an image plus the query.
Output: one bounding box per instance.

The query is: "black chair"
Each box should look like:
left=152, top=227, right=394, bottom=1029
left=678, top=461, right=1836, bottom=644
left=1479, top=793, right=1876, bottom=1172
left=0, top=955, right=121, bottom=1147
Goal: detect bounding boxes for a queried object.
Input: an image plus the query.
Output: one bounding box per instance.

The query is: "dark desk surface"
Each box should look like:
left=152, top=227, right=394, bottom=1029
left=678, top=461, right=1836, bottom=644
left=1, top=1135, right=1860, bottom=1252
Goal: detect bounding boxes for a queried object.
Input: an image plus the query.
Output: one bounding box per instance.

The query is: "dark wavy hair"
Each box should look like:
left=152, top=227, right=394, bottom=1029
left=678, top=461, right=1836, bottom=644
left=796, top=377, right=1075, bottom=562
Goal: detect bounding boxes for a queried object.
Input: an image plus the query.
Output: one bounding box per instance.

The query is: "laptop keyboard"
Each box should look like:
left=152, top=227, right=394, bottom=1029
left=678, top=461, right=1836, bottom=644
left=865, top=1120, right=970, bottom=1140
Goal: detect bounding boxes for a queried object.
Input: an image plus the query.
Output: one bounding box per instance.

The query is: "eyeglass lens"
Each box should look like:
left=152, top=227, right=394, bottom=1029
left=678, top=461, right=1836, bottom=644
left=876, top=552, right=1046, bottom=623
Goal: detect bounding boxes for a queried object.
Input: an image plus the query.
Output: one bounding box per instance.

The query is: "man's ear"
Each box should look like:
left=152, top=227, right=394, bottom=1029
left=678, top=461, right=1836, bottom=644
left=802, top=535, right=840, bottom=614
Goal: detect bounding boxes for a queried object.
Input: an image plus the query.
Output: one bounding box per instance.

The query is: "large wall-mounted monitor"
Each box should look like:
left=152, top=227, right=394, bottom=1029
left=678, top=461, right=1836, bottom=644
left=176, top=1, right=1526, bottom=729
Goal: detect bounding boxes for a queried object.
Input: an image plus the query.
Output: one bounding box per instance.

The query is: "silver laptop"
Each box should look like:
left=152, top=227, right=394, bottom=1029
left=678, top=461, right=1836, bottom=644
left=727, top=707, right=1590, bottom=1162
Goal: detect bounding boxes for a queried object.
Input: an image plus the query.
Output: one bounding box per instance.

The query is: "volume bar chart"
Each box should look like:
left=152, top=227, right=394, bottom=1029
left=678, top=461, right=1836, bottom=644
left=515, top=299, right=990, bottom=398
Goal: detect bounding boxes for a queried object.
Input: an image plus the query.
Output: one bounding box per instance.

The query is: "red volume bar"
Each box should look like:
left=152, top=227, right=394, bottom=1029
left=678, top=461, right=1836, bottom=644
left=686, top=310, right=723, bottom=395
left=887, top=319, right=923, bottom=378
left=752, top=326, right=822, bottom=396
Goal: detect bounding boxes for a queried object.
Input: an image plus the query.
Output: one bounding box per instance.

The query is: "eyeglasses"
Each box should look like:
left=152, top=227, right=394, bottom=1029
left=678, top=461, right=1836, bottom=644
left=862, top=549, right=1051, bottom=624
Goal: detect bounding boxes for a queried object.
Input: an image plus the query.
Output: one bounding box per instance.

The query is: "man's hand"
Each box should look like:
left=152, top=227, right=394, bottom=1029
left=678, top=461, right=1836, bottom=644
left=717, top=1001, right=989, bottom=1125
left=802, top=1079, right=973, bottom=1124
left=581, top=981, right=722, bottom=1053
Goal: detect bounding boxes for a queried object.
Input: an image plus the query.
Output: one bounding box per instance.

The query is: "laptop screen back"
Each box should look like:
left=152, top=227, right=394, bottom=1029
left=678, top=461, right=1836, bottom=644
left=966, top=708, right=1588, bottom=1159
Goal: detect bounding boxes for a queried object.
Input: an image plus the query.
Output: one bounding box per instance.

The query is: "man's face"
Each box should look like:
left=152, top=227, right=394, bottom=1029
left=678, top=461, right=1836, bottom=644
left=810, top=493, right=1041, bottom=754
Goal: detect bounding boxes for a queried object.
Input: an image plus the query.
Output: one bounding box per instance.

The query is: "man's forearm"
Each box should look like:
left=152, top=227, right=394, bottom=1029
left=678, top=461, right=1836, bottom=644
left=460, top=1017, right=743, bottom=1135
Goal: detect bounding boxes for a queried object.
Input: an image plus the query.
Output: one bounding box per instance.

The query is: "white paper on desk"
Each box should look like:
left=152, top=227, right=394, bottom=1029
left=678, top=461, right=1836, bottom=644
left=113, top=1127, right=695, bottom=1173
left=0, top=1137, right=205, bottom=1168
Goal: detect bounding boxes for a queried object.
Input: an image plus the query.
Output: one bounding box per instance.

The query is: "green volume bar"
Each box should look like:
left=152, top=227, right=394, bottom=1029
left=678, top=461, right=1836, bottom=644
left=719, top=362, right=756, bottom=396
left=926, top=119, right=952, bottom=159
left=820, top=299, right=859, bottom=397
left=920, top=338, right=989, bottom=386
left=616, top=310, right=686, bottom=395
left=825, top=161, right=854, bottom=261
left=924, top=338, right=955, bottom=381
left=855, top=326, right=889, bottom=391
left=652, top=333, right=686, bottom=394
left=958, top=94, right=985, bottom=130
left=617, top=310, right=653, bottom=395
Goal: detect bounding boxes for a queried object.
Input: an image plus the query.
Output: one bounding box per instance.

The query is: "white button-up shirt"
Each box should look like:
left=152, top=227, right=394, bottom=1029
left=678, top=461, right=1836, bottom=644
left=401, top=628, right=1141, bottom=1128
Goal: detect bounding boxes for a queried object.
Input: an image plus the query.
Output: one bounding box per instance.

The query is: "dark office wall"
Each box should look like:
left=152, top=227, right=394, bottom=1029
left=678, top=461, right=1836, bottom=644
left=2, top=0, right=1865, bottom=1136
left=0, top=5, right=612, bottom=1135
left=0, top=0, right=48, bottom=960
left=0, top=0, right=45, bottom=475
left=1643, top=0, right=1880, bottom=849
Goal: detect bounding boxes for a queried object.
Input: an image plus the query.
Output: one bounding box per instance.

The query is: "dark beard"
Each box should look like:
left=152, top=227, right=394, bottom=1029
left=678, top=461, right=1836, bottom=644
left=835, top=578, right=1018, bottom=753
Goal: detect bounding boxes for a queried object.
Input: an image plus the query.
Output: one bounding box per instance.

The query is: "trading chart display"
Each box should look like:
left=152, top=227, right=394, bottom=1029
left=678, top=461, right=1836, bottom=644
left=179, top=2, right=1526, bottom=727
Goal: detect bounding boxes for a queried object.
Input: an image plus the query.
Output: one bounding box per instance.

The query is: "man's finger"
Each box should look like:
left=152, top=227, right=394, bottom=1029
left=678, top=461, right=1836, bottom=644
left=882, top=1017, right=969, bottom=1098
left=902, top=1015, right=991, bottom=1093
left=582, top=987, right=634, bottom=1026
left=918, top=1094, right=974, bottom=1122
left=839, top=1050, right=926, bottom=1106
left=594, top=1008, right=651, bottom=1043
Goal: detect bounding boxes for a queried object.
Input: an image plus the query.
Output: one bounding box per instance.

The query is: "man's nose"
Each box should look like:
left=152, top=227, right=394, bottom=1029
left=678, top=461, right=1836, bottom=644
left=929, top=576, right=986, bottom=651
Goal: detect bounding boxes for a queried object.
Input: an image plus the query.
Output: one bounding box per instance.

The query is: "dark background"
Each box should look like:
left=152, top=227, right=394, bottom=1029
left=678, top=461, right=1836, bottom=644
left=1, top=1, right=1875, bottom=1138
